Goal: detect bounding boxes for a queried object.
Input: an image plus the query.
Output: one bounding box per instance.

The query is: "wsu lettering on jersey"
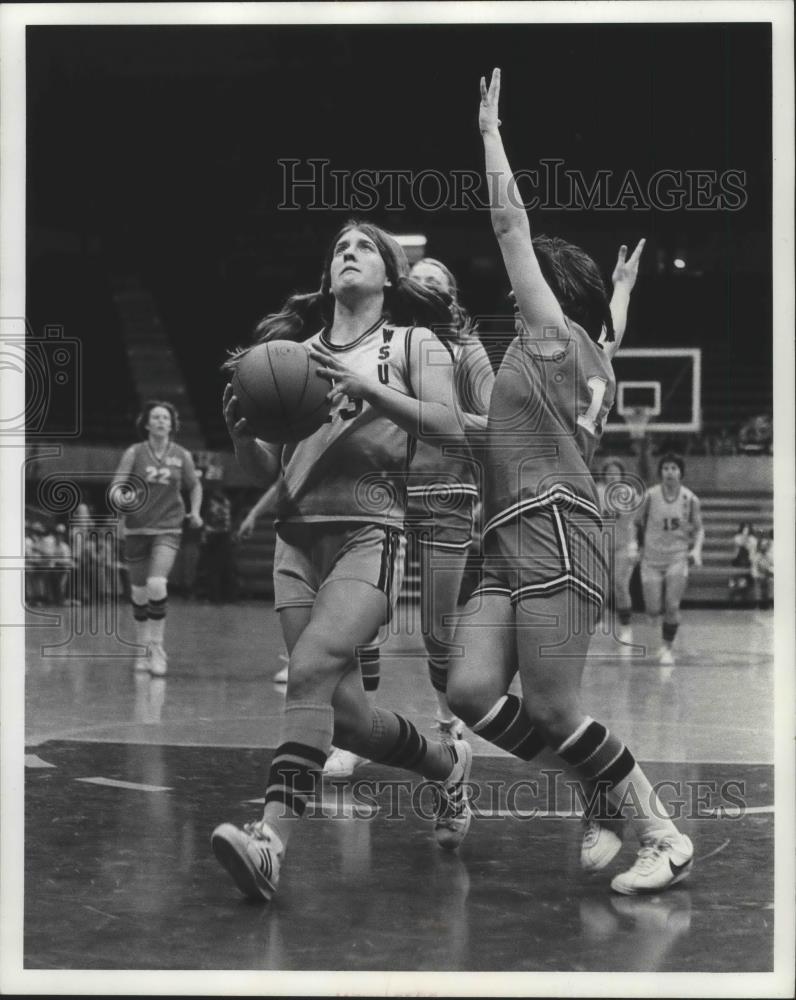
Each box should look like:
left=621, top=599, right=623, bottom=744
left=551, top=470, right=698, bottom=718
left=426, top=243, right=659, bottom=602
left=275, top=320, right=419, bottom=527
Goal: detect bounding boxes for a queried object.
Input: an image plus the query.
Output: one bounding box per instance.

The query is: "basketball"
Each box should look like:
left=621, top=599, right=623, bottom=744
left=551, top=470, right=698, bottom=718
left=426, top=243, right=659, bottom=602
left=231, top=340, right=331, bottom=443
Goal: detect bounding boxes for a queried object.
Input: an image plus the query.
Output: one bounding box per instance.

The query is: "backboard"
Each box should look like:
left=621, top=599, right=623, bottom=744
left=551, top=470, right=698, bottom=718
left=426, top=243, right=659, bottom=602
left=606, top=348, right=701, bottom=434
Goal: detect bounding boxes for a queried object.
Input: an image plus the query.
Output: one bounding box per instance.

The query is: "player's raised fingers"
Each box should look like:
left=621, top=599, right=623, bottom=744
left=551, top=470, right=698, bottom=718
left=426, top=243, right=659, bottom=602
left=489, top=67, right=501, bottom=101
left=616, top=244, right=628, bottom=265
left=630, top=237, right=647, bottom=263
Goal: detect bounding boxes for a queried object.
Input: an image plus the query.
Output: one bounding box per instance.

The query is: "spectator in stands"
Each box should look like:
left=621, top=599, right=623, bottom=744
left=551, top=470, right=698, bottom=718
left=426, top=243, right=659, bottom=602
left=708, top=425, right=738, bottom=456
left=738, top=414, right=773, bottom=455
left=752, top=530, right=774, bottom=610
left=25, top=521, right=47, bottom=606
left=50, top=524, right=74, bottom=606
left=200, top=489, right=236, bottom=602
left=728, top=521, right=757, bottom=604
left=36, top=523, right=59, bottom=605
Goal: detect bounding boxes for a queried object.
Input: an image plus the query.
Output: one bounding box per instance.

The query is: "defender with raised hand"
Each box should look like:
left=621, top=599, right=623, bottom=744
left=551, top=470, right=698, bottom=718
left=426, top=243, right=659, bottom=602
left=446, top=69, right=694, bottom=896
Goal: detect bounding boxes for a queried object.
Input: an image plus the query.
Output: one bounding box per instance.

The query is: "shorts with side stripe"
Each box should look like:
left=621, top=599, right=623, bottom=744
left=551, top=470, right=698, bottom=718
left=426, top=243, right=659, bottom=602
left=471, top=504, right=608, bottom=612
left=273, top=521, right=406, bottom=617
left=405, top=485, right=477, bottom=552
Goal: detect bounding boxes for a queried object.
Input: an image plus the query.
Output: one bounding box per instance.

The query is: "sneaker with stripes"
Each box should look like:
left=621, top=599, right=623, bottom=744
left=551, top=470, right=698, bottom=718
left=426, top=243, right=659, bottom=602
left=433, top=740, right=473, bottom=851
left=211, top=819, right=284, bottom=902
left=611, top=833, right=694, bottom=895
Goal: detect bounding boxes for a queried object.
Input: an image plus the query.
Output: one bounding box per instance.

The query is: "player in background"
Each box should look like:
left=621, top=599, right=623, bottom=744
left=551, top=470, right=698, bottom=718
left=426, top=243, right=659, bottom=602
left=211, top=222, right=475, bottom=904
left=598, top=459, right=642, bottom=648
left=446, top=68, right=694, bottom=896
left=406, top=257, right=495, bottom=744
left=637, top=453, right=704, bottom=666
left=596, top=239, right=648, bottom=648
left=111, top=401, right=203, bottom=675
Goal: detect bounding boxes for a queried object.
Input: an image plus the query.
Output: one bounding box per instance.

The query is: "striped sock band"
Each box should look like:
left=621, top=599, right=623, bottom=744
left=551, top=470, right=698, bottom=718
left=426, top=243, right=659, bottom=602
left=376, top=711, right=430, bottom=770
left=359, top=646, right=381, bottom=693
left=264, top=703, right=334, bottom=818
left=618, top=608, right=632, bottom=626
left=472, top=695, right=546, bottom=761
left=147, top=596, right=167, bottom=621
left=556, top=717, right=635, bottom=789
left=662, top=621, right=679, bottom=644
left=132, top=602, right=149, bottom=623
left=428, top=656, right=448, bottom=694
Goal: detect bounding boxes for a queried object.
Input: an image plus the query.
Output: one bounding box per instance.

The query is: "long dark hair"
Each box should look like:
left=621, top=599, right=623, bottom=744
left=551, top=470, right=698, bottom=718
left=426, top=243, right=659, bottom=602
left=251, top=221, right=450, bottom=346
left=532, top=235, right=614, bottom=343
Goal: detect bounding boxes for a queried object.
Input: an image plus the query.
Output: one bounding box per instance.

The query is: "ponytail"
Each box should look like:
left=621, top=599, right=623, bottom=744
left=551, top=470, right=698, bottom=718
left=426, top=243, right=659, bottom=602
left=222, top=290, right=330, bottom=373
left=389, top=274, right=454, bottom=335
left=253, top=291, right=330, bottom=343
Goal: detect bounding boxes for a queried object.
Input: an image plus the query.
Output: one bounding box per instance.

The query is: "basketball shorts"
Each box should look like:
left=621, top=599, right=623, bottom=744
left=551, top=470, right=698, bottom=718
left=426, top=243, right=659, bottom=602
left=405, top=488, right=476, bottom=552
left=124, top=531, right=182, bottom=565
left=640, top=558, right=689, bottom=592
left=471, top=505, right=608, bottom=612
left=273, top=521, right=406, bottom=616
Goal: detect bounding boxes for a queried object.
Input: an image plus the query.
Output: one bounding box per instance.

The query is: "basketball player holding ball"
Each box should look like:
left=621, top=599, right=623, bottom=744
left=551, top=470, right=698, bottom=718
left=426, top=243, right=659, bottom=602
left=211, top=222, right=475, bottom=903
left=446, top=69, right=694, bottom=895
left=112, top=401, right=203, bottom=676
left=324, top=256, right=495, bottom=778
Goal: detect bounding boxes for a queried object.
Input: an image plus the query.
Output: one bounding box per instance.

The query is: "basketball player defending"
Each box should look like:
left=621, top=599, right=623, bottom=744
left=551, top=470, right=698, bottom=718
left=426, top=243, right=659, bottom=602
left=446, top=69, right=694, bottom=895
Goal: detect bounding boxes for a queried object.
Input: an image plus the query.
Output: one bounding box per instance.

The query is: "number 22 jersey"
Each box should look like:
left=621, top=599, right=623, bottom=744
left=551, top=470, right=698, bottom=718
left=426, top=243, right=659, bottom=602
left=122, top=441, right=198, bottom=534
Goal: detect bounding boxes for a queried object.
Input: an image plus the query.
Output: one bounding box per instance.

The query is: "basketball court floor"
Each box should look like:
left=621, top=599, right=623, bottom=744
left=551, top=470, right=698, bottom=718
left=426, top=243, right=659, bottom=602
left=14, top=595, right=783, bottom=985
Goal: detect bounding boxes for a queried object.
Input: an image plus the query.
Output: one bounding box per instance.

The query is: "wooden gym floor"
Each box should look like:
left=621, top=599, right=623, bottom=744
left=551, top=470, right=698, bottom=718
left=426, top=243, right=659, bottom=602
left=11, top=596, right=785, bottom=988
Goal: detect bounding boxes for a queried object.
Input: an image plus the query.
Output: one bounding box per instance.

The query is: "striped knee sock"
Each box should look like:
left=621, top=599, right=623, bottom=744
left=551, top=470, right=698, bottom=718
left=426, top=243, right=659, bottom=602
left=132, top=601, right=149, bottom=645
left=147, top=596, right=167, bottom=643
left=359, top=646, right=380, bottom=697
left=264, top=703, right=334, bottom=822
left=471, top=695, right=546, bottom=761
left=359, top=709, right=456, bottom=782
left=555, top=717, right=677, bottom=840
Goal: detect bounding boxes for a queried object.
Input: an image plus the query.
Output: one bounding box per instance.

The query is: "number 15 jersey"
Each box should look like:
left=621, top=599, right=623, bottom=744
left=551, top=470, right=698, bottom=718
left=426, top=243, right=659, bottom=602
left=639, top=484, right=701, bottom=567
left=275, top=319, right=420, bottom=528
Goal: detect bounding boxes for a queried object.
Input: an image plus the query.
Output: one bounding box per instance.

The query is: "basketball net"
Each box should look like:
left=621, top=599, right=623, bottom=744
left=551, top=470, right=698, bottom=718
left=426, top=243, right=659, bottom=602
left=622, top=405, right=653, bottom=441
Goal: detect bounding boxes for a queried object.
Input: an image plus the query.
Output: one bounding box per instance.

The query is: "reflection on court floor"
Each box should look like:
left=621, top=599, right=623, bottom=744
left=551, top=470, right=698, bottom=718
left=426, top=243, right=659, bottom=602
left=23, top=601, right=774, bottom=972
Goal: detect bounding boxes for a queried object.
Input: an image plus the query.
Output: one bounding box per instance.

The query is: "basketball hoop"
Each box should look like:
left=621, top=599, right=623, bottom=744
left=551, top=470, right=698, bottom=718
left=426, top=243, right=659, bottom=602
left=622, top=405, right=653, bottom=440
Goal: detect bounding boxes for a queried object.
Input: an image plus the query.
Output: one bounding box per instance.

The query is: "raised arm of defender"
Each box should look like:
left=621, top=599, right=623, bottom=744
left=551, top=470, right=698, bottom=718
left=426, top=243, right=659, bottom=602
left=479, top=68, right=566, bottom=338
